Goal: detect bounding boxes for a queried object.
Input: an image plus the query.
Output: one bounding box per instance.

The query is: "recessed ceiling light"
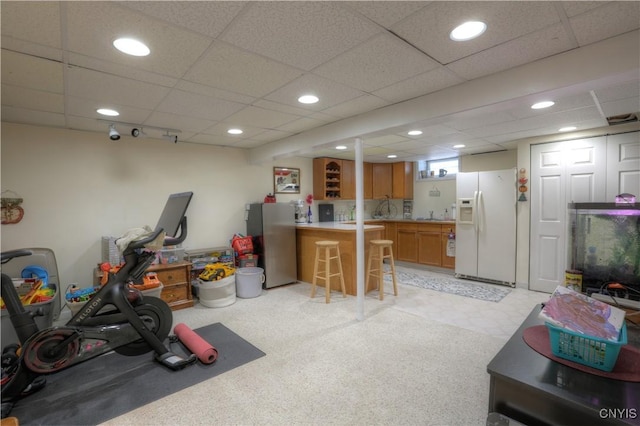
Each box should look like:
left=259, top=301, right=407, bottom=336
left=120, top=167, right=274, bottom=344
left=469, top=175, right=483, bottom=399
left=298, top=94, right=319, bottom=104
left=407, top=130, right=423, bottom=136
left=531, top=101, right=555, bottom=110
left=453, top=144, right=466, bottom=149
left=113, top=38, right=150, bottom=56
left=228, top=128, right=243, bottom=135
left=96, top=108, right=119, bottom=117
left=387, top=154, right=398, bottom=159
left=450, top=21, right=487, bottom=41
left=335, top=145, right=347, bottom=150
left=558, top=126, right=577, bottom=132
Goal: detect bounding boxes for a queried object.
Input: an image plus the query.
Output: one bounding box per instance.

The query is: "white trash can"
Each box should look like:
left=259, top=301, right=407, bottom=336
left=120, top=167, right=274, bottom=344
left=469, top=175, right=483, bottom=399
left=198, top=275, right=236, bottom=308
left=235, top=267, right=265, bottom=298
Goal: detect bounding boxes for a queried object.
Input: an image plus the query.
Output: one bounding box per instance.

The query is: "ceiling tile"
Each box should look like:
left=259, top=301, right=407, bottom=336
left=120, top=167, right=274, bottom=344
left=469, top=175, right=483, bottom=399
left=1, top=51, right=64, bottom=93
left=1, top=1, right=61, bottom=49
left=447, top=24, right=573, bottom=81
left=247, top=129, right=294, bottom=143
left=184, top=42, right=303, bottom=98
left=594, top=80, right=640, bottom=104
left=373, top=67, right=464, bottom=103
left=175, top=80, right=255, bottom=105
left=1, top=106, right=65, bottom=128
left=569, top=2, right=640, bottom=46
left=277, top=117, right=332, bottom=134
left=203, top=122, right=267, bottom=139
left=65, top=2, right=213, bottom=78
left=67, top=53, right=179, bottom=88
left=143, top=111, right=217, bottom=134
left=156, top=89, right=245, bottom=122
left=121, top=1, right=246, bottom=38
left=343, top=1, right=429, bottom=28
left=65, top=96, right=152, bottom=124
left=66, top=67, right=170, bottom=110
left=264, top=73, right=367, bottom=111
left=320, top=94, right=390, bottom=118
left=363, top=134, right=409, bottom=146
left=600, top=98, right=640, bottom=118
left=1, top=85, right=64, bottom=114
left=392, top=1, right=560, bottom=64
left=220, top=1, right=381, bottom=70
left=313, top=33, right=440, bottom=92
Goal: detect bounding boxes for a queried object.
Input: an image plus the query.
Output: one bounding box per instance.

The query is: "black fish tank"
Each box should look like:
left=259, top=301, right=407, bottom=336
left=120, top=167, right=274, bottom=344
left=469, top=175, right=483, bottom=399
left=568, top=201, right=640, bottom=301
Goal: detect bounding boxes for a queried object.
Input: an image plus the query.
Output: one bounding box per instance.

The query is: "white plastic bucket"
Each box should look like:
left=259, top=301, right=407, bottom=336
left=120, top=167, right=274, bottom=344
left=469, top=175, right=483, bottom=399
left=235, top=267, right=265, bottom=298
left=198, top=275, right=236, bottom=308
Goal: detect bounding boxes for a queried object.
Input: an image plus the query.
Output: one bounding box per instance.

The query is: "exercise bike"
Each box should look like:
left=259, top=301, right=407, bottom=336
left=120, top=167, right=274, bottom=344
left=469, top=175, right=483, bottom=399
left=1, top=224, right=197, bottom=418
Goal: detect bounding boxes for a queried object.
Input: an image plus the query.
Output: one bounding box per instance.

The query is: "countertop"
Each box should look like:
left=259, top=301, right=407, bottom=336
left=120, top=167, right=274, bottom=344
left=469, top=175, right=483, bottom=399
left=343, top=219, right=456, bottom=225
left=295, top=222, right=385, bottom=231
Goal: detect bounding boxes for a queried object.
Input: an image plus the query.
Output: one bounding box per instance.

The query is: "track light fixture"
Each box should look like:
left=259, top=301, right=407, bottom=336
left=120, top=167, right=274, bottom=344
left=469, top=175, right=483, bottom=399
left=109, top=124, right=120, bottom=141
left=162, top=131, right=178, bottom=144
left=131, top=128, right=148, bottom=138
left=98, top=119, right=181, bottom=141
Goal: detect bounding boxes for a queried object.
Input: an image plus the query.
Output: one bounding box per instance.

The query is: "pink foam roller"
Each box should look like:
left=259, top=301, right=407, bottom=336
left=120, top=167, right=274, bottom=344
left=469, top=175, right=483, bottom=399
left=174, top=323, right=218, bottom=364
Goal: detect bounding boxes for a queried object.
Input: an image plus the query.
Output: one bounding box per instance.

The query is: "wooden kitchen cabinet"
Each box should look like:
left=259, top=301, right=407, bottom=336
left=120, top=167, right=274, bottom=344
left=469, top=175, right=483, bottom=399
left=341, top=159, right=355, bottom=200
left=313, top=158, right=342, bottom=200
left=372, top=163, right=393, bottom=199
left=385, top=221, right=398, bottom=249
left=396, top=223, right=418, bottom=262
left=363, top=162, right=373, bottom=199
left=392, top=162, right=414, bottom=200
left=417, top=223, right=442, bottom=266
left=441, top=224, right=456, bottom=269
left=147, top=261, right=194, bottom=310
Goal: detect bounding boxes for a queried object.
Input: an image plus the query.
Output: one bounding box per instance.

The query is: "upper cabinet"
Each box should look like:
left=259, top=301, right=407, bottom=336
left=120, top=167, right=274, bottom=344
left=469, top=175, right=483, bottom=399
left=372, top=163, right=393, bottom=199
left=341, top=159, right=355, bottom=200
left=313, top=158, right=414, bottom=200
left=313, top=158, right=342, bottom=200
left=392, top=162, right=414, bottom=200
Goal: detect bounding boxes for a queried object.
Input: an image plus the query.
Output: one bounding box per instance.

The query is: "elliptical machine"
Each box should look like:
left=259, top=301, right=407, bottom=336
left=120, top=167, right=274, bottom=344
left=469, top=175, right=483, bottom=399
left=1, top=219, right=197, bottom=419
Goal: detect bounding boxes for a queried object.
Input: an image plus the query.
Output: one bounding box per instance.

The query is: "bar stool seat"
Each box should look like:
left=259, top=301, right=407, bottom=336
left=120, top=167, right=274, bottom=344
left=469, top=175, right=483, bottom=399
left=311, top=240, right=347, bottom=303
left=366, top=239, right=398, bottom=300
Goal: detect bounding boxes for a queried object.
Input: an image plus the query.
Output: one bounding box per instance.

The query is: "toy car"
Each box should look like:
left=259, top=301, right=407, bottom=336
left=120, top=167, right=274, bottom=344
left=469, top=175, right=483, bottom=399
left=199, top=263, right=235, bottom=281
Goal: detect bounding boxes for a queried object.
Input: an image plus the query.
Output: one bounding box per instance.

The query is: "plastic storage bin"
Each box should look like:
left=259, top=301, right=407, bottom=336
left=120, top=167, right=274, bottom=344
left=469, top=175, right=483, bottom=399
left=159, top=247, right=185, bottom=264
left=198, top=275, right=236, bottom=308
left=546, top=321, right=628, bottom=372
left=0, top=248, right=61, bottom=320
left=1, top=284, right=58, bottom=347
left=235, top=267, right=265, bottom=299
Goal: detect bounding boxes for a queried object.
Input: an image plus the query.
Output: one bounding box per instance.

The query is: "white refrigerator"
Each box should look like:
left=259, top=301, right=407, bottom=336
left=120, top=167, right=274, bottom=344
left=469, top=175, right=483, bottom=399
left=455, top=169, right=517, bottom=286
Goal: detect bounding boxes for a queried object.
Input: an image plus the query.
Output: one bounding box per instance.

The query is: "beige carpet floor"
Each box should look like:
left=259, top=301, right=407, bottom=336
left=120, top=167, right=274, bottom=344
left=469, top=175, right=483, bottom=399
left=84, top=275, right=548, bottom=426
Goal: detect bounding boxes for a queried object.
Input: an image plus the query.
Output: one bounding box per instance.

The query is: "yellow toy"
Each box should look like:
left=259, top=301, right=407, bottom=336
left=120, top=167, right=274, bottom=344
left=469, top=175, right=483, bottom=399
left=199, top=263, right=235, bottom=281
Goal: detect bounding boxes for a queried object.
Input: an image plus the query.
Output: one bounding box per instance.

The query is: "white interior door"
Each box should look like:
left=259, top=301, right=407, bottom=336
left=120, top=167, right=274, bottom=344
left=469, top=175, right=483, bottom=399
left=606, top=132, right=640, bottom=199
left=530, top=138, right=606, bottom=293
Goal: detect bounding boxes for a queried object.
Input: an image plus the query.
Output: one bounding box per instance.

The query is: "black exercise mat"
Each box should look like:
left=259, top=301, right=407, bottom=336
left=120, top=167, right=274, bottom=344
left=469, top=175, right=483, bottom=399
left=9, top=323, right=266, bottom=425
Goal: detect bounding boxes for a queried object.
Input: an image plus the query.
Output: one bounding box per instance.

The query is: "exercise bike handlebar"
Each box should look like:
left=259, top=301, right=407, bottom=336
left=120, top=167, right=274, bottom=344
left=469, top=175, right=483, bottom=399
left=1, top=249, right=33, bottom=264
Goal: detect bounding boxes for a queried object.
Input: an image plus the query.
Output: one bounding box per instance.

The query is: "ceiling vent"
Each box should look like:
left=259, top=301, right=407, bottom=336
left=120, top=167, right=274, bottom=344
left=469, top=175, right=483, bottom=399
left=606, top=112, right=638, bottom=126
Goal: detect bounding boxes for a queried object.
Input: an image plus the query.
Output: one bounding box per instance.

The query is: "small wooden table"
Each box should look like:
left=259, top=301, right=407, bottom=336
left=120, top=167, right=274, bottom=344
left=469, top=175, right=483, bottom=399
left=296, top=222, right=384, bottom=296
left=487, top=305, right=640, bottom=425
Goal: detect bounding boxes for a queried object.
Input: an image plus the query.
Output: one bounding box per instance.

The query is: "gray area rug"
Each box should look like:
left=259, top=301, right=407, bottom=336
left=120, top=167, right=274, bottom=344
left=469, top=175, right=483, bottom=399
left=9, top=322, right=265, bottom=425
left=385, top=268, right=511, bottom=302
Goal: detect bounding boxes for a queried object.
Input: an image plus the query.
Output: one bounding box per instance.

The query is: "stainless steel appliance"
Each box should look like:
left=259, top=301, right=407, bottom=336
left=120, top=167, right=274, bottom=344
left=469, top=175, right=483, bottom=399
left=246, top=203, right=297, bottom=288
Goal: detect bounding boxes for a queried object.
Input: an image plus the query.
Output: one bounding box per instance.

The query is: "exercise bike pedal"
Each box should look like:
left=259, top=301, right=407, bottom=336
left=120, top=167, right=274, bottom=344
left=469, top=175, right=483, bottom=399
left=155, top=352, right=197, bottom=371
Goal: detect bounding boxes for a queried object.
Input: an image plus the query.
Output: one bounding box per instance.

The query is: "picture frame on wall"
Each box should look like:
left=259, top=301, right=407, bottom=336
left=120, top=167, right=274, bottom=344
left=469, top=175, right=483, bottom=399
left=274, top=167, right=300, bottom=194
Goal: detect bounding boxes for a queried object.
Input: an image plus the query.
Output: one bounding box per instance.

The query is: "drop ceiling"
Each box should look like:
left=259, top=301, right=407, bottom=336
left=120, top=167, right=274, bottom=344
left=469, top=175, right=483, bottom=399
left=1, top=1, right=639, bottom=163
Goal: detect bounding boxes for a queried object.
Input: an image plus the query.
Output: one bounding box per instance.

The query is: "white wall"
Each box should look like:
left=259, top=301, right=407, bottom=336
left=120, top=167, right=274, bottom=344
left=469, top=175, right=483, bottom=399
left=1, top=123, right=313, bottom=288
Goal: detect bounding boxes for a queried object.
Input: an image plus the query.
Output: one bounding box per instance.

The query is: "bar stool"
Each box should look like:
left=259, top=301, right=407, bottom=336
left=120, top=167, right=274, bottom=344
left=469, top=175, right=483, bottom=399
left=311, top=240, right=346, bottom=303
left=366, top=239, right=398, bottom=300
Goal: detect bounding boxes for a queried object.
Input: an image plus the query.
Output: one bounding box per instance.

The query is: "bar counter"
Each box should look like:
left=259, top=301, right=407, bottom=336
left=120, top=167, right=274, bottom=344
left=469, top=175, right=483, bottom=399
left=296, top=222, right=385, bottom=296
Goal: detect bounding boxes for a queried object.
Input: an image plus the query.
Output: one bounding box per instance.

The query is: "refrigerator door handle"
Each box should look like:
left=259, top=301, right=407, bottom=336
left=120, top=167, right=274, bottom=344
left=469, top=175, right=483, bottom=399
left=477, top=190, right=484, bottom=233
left=472, top=190, right=479, bottom=232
